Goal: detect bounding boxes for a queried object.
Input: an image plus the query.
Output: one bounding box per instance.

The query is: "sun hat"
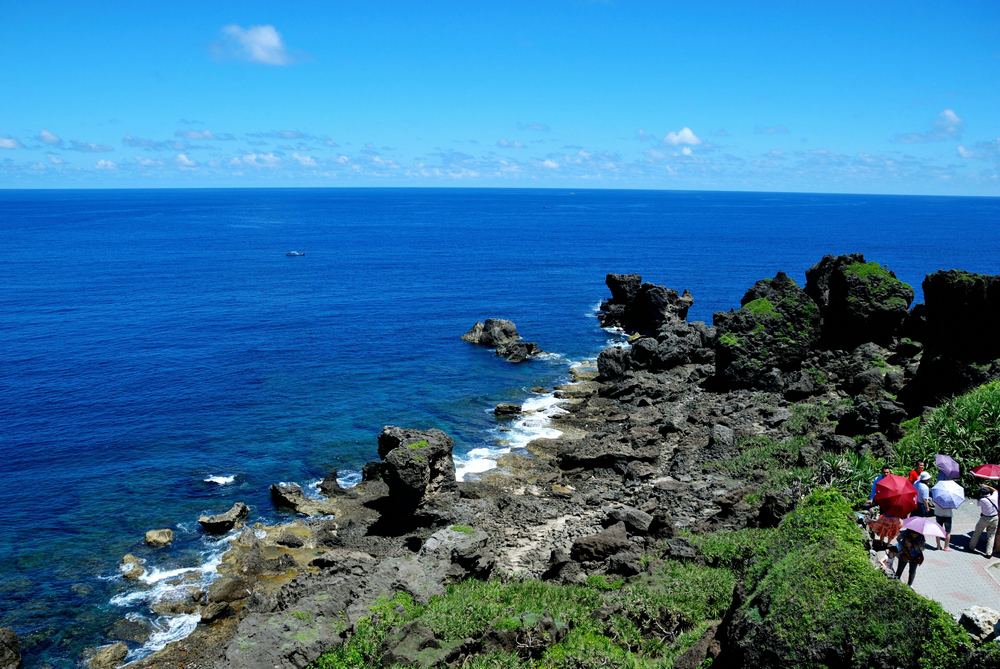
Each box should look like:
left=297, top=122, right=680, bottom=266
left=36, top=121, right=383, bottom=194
left=918, top=471, right=931, bottom=481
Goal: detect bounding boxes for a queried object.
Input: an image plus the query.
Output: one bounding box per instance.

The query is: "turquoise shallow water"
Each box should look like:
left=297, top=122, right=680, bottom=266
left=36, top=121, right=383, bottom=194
left=1, top=187, right=998, bottom=666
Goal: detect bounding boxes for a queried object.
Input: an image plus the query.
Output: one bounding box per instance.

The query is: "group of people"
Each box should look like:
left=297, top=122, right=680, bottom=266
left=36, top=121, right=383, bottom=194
left=868, top=460, right=1000, bottom=586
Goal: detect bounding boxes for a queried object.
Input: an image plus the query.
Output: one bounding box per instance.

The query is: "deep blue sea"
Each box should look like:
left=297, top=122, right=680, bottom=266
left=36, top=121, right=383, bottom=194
left=1, top=188, right=998, bottom=666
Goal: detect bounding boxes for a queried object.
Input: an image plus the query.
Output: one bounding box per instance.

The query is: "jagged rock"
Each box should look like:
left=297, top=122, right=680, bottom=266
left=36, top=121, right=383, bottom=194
left=270, top=484, right=305, bottom=509
left=110, top=616, right=153, bottom=643
left=208, top=576, right=251, bottom=603
left=673, top=624, right=721, bottom=669
left=144, top=528, right=173, bottom=547
left=627, top=283, right=694, bottom=334
left=200, top=601, right=230, bottom=623
left=624, top=460, right=657, bottom=482
left=378, top=427, right=459, bottom=512
left=713, top=271, right=821, bottom=389
left=87, top=642, right=127, bottom=669
left=603, top=506, right=654, bottom=535
left=647, top=510, right=679, bottom=541
left=494, top=403, right=522, bottom=416
left=0, top=627, right=20, bottom=669
left=276, top=532, right=305, bottom=548
left=318, top=471, right=347, bottom=497
left=806, top=254, right=914, bottom=348
left=495, top=341, right=537, bottom=363
left=419, top=526, right=496, bottom=582
left=708, top=424, right=736, bottom=458
left=923, top=270, right=1000, bottom=361
left=606, top=272, right=642, bottom=305
left=198, top=502, right=250, bottom=534
left=461, top=318, right=520, bottom=346
left=606, top=548, right=643, bottom=576
left=662, top=537, right=697, bottom=561
left=571, top=521, right=632, bottom=561
left=960, top=606, right=1000, bottom=644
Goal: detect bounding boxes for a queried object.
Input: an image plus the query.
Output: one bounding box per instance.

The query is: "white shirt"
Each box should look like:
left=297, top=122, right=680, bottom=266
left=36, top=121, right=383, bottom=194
left=935, top=506, right=953, bottom=518
left=979, top=491, right=999, bottom=517
left=915, top=481, right=931, bottom=505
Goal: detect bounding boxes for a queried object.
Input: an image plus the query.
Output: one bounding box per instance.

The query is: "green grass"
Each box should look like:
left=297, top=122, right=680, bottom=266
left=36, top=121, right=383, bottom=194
left=450, top=525, right=474, bottom=534
left=892, top=380, right=1000, bottom=490
left=742, top=297, right=777, bottom=316
left=310, top=564, right=735, bottom=669
left=718, top=332, right=741, bottom=347
left=844, top=261, right=895, bottom=281
left=405, top=439, right=430, bottom=449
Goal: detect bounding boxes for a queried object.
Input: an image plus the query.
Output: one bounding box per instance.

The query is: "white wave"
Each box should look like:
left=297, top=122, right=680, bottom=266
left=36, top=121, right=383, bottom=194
left=457, top=390, right=569, bottom=482
left=338, top=470, right=362, bottom=488
left=204, top=475, right=235, bottom=485
left=125, top=613, right=201, bottom=663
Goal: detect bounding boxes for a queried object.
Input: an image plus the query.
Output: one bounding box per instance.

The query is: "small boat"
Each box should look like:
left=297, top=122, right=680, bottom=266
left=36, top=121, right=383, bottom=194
left=286, top=251, right=305, bottom=256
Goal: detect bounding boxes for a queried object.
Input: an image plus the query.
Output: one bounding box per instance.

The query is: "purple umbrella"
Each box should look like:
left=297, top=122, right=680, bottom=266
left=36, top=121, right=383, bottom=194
left=935, top=454, right=960, bottom=480
left=901, top=516, right=947, bottom=539
left=931, top=480, right=965, bottom=510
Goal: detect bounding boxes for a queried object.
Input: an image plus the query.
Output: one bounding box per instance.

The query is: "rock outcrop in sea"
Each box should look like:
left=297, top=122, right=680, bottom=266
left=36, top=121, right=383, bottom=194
left=461, top=318, right=540, bottom=362
left=89, top=256, right=1000, bottom=669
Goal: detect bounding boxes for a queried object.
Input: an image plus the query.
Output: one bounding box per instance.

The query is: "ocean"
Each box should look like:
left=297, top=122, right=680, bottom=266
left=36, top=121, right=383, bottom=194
left=1, top=188, right=998, bottom=666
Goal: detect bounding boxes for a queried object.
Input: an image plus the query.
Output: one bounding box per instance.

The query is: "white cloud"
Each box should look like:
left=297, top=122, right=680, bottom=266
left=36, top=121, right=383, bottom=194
left=47, top=154, right=66, bottom=164
left=0, top=136, right=25, bottom=149
left=70, top=140, right=114, bottom=152
left=218, top=24, right=294, bottom=65
left=754, top=124, right=789, bottom=135
left=292, top=152, right=317, bottom=166
left=93, top=159, right=116, bottom=169
left=681, top=147, right=692, bottom=156
left=497, top=138, right=526, bottom=148
left=323, top=136, right=339, bottom=147
left=895, top=109, right=964, bottom=143
left=240, top=152, right=282, bottom=167
left=540, top=159, right=559, bottom=168
left=134, top=156, right=163, bottom=166
left=663, top=127, right=702, bottom=146
left=175, top=153, right=197, bottom=167
left=175, top=129, right=234, bottom=140
left=37, top=129, right=62, bottom=145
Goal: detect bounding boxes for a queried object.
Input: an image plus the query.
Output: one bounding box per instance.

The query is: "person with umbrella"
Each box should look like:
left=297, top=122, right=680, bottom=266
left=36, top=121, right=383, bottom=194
left=869, top=466, right=891, bottom=503
left=936, top=454, right=960, bottom=482
left=931, top=479, right=965, bottom=551
left=868, top=474, right=917, bottom=547
left=895, top=527, right=927, bottom=586
left=969, top=483, right=999, bottom=557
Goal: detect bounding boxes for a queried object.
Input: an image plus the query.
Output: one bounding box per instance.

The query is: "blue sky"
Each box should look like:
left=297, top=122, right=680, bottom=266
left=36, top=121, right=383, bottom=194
left=1, top=0, right=998, bottom=194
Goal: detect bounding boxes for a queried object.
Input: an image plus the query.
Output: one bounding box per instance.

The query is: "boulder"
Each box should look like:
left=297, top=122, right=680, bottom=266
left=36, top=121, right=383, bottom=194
left=493, top=403, right=522, bottom=417
left=144, top=528, right=173, bottom=547
left=713, top=271, right=821, bottom=389
left=378, top=427, right=459, bottom=511
left=109, top=616, right=153, bottom=643
left=603, top=506, right=654, bottom=535
left=198, top=502, right=250, bottom=534
left=200, top=601, right=230, bottom=623
left=495, top=341, right=537, bottom=363
left=87, top=642, right=127, bottom=669
left=805, top=254, right=914, bottom=348
left=461, top=318, right=520, bottom=346
left=571, top=521, right=632, bottom=561
left=0, top=627, right=20, bottom=669
left=380, top=622, right=470, bottom=668
left=708, top=424, right=736, bottom=458
left=959, top=606, right=1000, bottom=644
left=419, top=526, right=496, bottom=582
left=597, top=346, right=631, bottom=381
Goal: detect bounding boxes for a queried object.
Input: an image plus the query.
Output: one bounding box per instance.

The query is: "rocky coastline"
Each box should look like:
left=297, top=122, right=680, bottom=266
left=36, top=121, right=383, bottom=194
left=28, top=255, right=1000, bottom=669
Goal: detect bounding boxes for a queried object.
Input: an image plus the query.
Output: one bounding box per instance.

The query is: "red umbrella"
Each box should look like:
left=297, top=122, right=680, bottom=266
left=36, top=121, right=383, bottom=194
left=874, top=474, right=918, bottom=517
left=972, top=464, right=1000, bottom=480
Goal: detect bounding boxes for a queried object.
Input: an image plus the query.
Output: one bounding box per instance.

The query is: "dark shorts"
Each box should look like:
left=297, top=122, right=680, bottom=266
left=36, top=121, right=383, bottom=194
left=935, top=515, right=952, bottom=532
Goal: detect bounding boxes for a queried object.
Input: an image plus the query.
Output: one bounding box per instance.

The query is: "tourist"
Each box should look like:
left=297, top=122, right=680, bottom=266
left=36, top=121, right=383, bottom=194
left=970, top=484, right=1000, bottom=557
left=914, top=471, right=932, bottom=517
left=908, top=461, right=926, bottom=483
left=868, top=513, right=901, bottom=547
left=895, top=529, right=925, bottom=586
left=880, top=545, right=899, bottom=578
left=870, top=466, right=892, bottom=502
left=935, top=503, right=954, bottom=551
